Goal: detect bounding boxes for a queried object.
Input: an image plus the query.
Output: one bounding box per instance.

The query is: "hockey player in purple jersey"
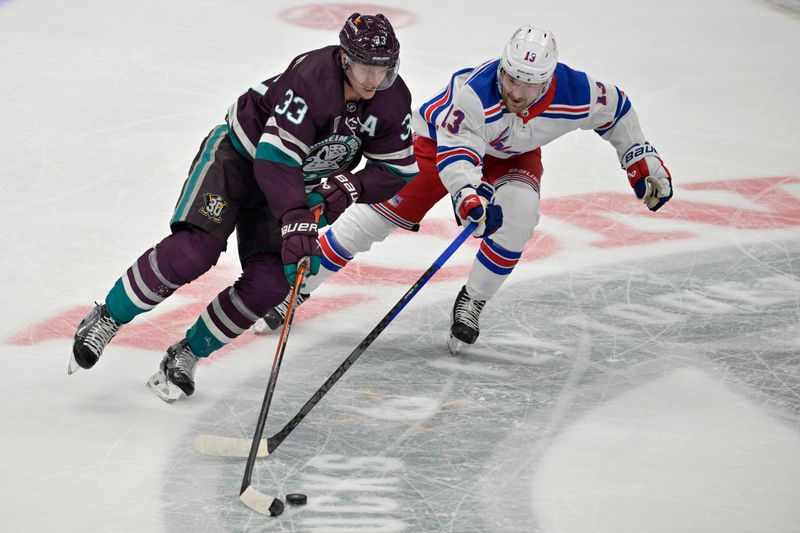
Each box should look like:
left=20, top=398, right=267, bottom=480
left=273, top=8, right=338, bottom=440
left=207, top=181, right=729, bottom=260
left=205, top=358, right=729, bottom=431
left=69, top=13, right=418, bottom=402
left=254, top=25, right=674, bottom=354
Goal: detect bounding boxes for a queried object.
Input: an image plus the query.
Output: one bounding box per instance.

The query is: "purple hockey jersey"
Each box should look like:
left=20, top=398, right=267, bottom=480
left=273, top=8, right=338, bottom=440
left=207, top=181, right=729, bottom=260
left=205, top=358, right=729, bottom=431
left=226, top=45, right=418, bottom=221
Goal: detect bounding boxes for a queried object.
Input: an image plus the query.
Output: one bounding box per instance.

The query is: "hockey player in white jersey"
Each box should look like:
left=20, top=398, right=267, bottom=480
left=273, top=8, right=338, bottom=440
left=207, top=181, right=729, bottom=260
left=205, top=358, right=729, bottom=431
left=254, top=25, right=674, bottom=354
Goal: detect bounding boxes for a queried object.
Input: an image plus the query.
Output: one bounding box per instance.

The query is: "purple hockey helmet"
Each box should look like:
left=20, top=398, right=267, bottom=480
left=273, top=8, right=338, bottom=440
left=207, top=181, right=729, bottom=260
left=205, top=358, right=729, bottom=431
left=339, top=13, right=399, bottom=67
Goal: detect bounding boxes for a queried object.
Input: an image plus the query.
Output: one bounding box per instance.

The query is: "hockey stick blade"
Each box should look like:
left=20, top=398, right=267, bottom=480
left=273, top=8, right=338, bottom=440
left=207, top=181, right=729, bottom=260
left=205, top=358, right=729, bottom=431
left=193, top=434, right=269, bottom=458
left=240, top=485, right=284, bottom=516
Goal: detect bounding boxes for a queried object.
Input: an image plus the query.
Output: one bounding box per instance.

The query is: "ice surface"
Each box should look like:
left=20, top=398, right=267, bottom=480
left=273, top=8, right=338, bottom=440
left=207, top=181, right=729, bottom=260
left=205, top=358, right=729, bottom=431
left=1, top=0, right=799, bottom=532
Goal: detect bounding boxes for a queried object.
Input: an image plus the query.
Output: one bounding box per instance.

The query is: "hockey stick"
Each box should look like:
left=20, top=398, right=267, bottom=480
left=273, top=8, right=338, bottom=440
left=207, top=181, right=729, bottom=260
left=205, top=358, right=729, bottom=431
left=194, top=221, right=477, bottom=459
left=238, top=211, right=320, bottom=517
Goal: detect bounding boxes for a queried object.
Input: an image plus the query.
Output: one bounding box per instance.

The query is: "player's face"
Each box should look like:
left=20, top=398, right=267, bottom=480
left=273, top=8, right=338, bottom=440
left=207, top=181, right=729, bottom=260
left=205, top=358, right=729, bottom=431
left=500, top=71, right=546, bottom=113
left=345, top=60, right=390, bottom=99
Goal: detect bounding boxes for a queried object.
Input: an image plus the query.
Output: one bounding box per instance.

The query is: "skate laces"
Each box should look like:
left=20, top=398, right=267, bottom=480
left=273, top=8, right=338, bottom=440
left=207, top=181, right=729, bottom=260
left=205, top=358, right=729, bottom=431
left=83, top=309, right=120, bottom=355
left=454, top=291, right=485, bottom=330
left=173, top=345, right=198, bottom=376
left=274, top=292, right=308, bottom=320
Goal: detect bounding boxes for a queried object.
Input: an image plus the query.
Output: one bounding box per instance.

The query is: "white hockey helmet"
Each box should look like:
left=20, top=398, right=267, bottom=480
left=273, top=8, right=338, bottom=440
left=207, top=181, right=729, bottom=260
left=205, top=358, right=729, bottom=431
left=500, top=25, right=558, bottom=84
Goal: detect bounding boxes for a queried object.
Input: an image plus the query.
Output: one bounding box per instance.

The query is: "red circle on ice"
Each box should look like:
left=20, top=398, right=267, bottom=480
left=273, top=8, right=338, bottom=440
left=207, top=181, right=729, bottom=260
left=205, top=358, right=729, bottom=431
left=279, top=4, right=418, bottom=30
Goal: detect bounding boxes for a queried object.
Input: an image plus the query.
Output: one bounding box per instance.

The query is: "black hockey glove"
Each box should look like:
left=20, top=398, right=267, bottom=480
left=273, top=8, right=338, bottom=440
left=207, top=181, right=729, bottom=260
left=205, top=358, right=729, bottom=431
left=307, top=172, right=362, bottom=227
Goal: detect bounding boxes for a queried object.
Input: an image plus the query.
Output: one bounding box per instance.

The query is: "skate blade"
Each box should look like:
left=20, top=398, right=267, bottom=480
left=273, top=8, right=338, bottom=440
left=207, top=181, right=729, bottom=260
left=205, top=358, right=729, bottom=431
left=146, top=371, right=186, bottom=403
left=447, top=335, right=464, bottom=356
left=67, top=353, right=81, bottom=375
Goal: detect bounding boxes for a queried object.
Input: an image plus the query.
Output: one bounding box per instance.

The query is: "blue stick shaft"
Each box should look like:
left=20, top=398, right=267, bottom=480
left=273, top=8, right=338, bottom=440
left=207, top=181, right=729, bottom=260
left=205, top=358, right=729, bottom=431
left=267, top=222, right=477, bottom=451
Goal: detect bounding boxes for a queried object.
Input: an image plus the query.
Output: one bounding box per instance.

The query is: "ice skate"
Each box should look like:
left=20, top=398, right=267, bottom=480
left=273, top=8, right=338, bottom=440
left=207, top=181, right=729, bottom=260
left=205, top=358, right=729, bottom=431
left=146, top=339, right=199, bottom=403
left=447, top=285, right=486, bottom=355
left=69, top=303, right=122, bottom=374
left=251, top=292, right=309, bottom=334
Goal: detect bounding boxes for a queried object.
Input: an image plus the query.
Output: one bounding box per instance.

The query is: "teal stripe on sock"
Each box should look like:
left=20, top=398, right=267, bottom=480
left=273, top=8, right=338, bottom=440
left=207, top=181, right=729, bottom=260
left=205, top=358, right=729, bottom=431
left=171, top=125, right=227, bottom=225
left=105, top=278, right=145, bottom=324
left=186, top=317, right=224, bottom=358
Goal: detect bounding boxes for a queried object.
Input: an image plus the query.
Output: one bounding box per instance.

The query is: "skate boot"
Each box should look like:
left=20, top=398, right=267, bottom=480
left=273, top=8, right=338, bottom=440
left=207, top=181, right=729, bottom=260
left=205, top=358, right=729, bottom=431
left=447, top=285, right=486, bottom=355
left=69, top=303, right=122, bottom=374
left=146, top=339, right=200, bottom=403
left=251, top=291, right=309, bottom=334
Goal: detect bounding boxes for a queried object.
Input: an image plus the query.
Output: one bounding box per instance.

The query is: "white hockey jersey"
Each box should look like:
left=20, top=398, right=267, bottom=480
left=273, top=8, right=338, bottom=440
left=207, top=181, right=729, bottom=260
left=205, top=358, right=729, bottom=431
left=411, top=59, right=649, bottom=194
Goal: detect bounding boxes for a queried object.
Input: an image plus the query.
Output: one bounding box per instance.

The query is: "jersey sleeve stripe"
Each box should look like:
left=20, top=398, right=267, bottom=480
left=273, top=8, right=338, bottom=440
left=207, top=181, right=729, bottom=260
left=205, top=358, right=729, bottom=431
left=547, top=105, right=590, bottom=112
left=484, top=102, right=506, bottom=123
left=363, top=146, right=415, bottom=160
left=226, top=101, right=257, bottom=158
left=255, top=135, right=302, bottom=166
left=264, top=117, right=310, bottom=154
left=419, top=67, right=472, bottom=125
left=422, top=85, right=452, bottom=123
left=368, top=202, right=419, bottom=231
left=367, top=161, right=419, bottom=179
left=436, top=145, right=482, bottom=172
left=594, top=87, right=631, bottom=136
left=485, top=107, right=506, bottom=124
left=464, top=59, right=498, bottom=84
left=539, top=111, right=590, bottom=120
left=436, top=154, right=480, bottom=173
left=436, top=145, right=482, bottom=164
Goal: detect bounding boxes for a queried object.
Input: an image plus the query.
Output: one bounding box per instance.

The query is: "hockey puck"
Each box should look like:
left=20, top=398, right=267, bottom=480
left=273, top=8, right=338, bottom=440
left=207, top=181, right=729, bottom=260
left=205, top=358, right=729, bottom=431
left=286, top=493, right=307, bottom=505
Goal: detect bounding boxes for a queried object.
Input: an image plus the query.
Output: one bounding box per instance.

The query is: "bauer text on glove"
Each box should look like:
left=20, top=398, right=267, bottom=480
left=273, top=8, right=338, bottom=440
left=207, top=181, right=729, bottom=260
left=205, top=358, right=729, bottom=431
left=306, top=172, right=362, bottom=228
left=623, top=142, right=673, bottom=212
left=280, top=209, right=321, bottom=286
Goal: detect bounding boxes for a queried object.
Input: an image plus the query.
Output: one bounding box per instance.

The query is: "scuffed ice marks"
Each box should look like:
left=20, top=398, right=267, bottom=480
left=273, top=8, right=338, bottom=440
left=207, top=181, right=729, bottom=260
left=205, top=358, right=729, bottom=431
left=161, top=240, right=800, bottom=532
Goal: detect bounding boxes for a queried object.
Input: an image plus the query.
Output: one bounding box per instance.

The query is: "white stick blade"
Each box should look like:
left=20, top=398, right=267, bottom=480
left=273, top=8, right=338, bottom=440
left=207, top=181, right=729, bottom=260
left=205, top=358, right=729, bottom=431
left=193, top=434, right=269, bottom=458
left=240, top=485, right=284, bottom=516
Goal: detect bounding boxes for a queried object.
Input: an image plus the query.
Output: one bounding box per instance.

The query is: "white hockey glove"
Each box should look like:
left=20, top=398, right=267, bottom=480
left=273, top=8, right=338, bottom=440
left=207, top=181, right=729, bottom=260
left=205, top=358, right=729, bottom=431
left=452, top=182, right=503, bottom=237
left=623, top=143, right=673, bottom=212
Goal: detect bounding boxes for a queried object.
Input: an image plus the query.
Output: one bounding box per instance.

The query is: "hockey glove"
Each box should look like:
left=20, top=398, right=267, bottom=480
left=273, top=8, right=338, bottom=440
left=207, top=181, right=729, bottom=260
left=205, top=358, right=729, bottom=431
left=280, top=209, right=321, bottom=287
left=452, top=182, right=503, bottom=237
left=307, top=172, right=362, bottom=228
left=623, top=143, right=673, bottom=212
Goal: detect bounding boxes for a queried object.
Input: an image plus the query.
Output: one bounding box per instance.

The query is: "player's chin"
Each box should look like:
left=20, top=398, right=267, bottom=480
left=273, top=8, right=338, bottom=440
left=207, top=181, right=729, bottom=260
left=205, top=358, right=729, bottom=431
left=358, top=86, right=378, bottom=99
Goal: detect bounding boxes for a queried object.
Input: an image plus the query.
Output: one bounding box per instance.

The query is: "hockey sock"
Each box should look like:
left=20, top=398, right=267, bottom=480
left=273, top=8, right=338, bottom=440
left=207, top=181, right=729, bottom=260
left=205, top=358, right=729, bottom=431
left=186, top=254, right=286, bottom=357
left=467, top=237, right=522, bottom=301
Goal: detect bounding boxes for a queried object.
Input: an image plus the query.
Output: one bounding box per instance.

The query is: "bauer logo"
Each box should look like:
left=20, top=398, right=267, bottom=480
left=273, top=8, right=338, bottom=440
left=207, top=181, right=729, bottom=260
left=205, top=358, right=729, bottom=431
left=332, top=173, right=359, bottom=201
left=199, top=194, right=226, bottom=223
left=281, top=222, right=317, bottom=236
left=623, top=143, right=658, bottom=166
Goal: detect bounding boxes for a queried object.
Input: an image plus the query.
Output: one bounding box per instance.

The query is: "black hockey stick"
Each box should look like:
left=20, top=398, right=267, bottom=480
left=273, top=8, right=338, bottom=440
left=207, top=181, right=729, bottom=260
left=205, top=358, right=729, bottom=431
left=238, top=211, right=321, bottom=517
left=194, top=222, right=477, bottom=459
